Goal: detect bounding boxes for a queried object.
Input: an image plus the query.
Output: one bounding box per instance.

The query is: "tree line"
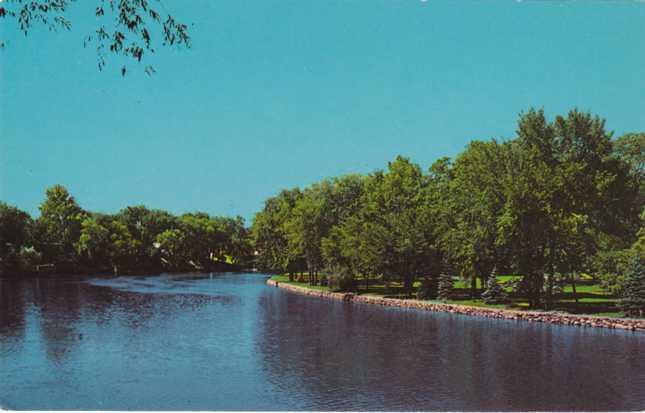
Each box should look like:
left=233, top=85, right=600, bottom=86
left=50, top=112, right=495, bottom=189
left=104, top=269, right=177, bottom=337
left=251, top=109, right=645, bottom=313
left=0, top=185, right=253, bottom=275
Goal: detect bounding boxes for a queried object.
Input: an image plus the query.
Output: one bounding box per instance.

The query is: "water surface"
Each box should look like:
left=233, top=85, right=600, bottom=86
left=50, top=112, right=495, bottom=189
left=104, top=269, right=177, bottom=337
left=1, top=272, right=644, bottom=411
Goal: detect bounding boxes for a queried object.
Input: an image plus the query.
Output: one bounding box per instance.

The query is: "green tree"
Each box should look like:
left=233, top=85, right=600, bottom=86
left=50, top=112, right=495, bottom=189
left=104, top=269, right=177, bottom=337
left=442, top=141, right=508, bottom=298
left=155, top=228, right=188, bottom=270
left=285, top=184, right=329, bottom=285
left=252, top=188, right=305, bottom=278
left=437, top=273, right=453, bottom=301
left=613, top=133, right=645, bottom=186
left=481, top=266, right=508, bottom=304
left=34, top=185, right=85, bottom=269
left=620, top=256, right=645, bottom=317
left=497, top=109, right=636, bottom=308
left=212, top=216, right=253, bottom=265
left=116, top=205, right=177, bottom=270
left=0, top=202, right=32, bottom=274
left=364, top=157, right=440, bottom=295
left=75, top=214, right=112, bottom=270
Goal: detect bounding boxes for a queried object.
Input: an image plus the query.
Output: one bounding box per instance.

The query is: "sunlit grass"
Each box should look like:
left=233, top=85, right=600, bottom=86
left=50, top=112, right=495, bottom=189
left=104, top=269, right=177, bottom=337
left=269, top=273, right=624, bottom=317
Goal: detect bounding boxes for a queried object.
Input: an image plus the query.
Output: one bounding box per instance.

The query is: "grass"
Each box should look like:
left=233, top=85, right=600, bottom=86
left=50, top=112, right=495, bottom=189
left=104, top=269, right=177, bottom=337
left=270, top=274, right=330, bottom=292
left=269, top=273, right=626, bottom=317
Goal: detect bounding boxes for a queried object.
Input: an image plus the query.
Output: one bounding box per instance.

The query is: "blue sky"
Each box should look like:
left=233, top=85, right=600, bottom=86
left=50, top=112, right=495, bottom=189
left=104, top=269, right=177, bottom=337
left=2, top=0, right=644, bottom=223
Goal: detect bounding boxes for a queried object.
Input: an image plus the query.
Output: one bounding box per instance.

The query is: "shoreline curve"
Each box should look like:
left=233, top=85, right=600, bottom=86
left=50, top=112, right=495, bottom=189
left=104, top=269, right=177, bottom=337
left=266, top=279, right=645, bottom=333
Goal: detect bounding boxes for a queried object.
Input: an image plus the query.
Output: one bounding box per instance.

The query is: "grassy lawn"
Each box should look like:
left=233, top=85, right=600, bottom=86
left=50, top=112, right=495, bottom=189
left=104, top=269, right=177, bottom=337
left=270, top=274, right=330, bottom=292
left=269, top=273, right=625, bottom=317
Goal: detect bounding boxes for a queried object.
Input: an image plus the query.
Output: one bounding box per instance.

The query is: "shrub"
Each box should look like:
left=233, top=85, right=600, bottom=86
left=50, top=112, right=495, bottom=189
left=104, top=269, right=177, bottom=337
left=19, top=246, right=42, bottom=273
left=481, top=267, right=508, bottom=304
left=416, top=276, right=438, bottom=300
left=325, top=265, right=356, bottom=292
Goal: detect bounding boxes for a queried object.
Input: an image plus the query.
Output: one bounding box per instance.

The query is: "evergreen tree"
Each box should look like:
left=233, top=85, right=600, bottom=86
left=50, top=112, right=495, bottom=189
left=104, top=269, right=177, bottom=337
left=481, top=266, right=508, bottom=304
left=416, top=276, right=438, bottom=300
left=620, top=256, right=645, bottom=317
left=437, top=273, right=453, bottom=301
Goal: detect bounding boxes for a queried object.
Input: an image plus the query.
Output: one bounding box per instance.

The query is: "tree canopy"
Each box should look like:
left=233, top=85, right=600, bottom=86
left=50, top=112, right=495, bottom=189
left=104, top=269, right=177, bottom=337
left=0, top=185, right=252, bottom=276
left=252, top=108, right=643, bottom=313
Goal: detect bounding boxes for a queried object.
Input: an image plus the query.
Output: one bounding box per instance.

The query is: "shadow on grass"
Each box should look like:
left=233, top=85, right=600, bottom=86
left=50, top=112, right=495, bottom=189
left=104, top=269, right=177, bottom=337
left=274, top=275, right=623, bottom=316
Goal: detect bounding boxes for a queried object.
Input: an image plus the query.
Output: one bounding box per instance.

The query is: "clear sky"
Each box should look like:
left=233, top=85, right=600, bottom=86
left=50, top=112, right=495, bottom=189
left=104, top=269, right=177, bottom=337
left=1, top=0, right=644, bottom=223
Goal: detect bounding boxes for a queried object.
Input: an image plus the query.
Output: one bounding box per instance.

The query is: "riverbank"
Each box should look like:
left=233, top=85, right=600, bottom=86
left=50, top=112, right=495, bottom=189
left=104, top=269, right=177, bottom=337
left=266, top=278, right=645, bottom=332
left=1, top=261, right=249, bottom=279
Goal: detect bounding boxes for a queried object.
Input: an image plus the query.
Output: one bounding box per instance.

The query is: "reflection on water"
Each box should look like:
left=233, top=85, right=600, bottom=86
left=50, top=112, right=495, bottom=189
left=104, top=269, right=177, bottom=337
left=0, top=273, right=644, bottom=411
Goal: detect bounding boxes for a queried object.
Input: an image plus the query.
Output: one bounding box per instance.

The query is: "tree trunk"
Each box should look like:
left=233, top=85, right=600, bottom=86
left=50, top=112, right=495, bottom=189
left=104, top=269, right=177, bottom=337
left=403, top=275, right=414, bottom=297
left=570, top=272, right=579, bottom=305
left=471, top=275, right=477, bottom=299
left=546, top=239, right=555, bottom=311
left=529, top=272, right=543, bottom=309
left=546, top=272, right=554, bottom=311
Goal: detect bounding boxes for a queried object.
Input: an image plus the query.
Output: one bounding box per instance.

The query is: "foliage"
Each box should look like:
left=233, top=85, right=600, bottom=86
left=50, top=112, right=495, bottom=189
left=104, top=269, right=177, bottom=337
left=441, top=141, right=507, bottom=296
left=252, top=188, right=305, bottom=275
left=253, top=108, right=642, bottom=310
left=0, top=0, right=190, bottom=75
left=620, top=255, right=645, bottom=317
left=34, top=185, right=86, bottom=268
left=325, top=265, right=356, bottom=292
left=496, top=109, right=638, bottom=307
left=437, top=273, right=453, bottom=301
left=481, top=267, right=508, bottom=304
left=592, top=248, right=632, bottom=295
left=2, top=185, right=253, bottom=275
left=416, top=276, right=438, bottom=300
left=0, top=201, right=32, bottom=274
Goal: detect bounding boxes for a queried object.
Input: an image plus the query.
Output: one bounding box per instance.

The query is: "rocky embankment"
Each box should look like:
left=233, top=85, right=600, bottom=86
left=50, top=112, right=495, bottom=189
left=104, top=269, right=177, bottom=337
left=266, top=279, right=645, bottom=332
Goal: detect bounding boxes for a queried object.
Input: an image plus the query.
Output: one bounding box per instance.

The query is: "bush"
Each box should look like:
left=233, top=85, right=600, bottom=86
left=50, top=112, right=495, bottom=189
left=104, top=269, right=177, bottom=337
left=19, top=246, right=42, bottom=273
left=325, top=265, right=356, bottom=292
left=416, top=276, right=438, bottom=300
left=481, top=267, right=508, bottom=304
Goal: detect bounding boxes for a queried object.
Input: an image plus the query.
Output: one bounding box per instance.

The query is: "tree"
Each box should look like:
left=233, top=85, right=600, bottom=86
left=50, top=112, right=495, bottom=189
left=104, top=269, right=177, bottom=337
left=497, top=109, right=637, bottom=308
left=416, top=276, right=438, bottom=300
left=437, top=273, right=453, bottom=301
left=614, top=133, right=645, bottom=185
left=252, top=188, right=305, bottom=278
left=0, top=202, right=32, bottom=274
left=0, top=0, right=191, bottom=75
left=325, top=264, right=355, bottom=292
left=285, top=184, right=330, bottom=285
left=362, top=157, right=441, bottom=295
left=179, top=212, right=219, bottom=268
left=481, top=266, right=508, bottom=304
left=442, top=141, right=508, bottom=298
left=75, top=214, right=112, bottom=270
left=116, top=205, right=177, bottom=270
left=34, top=184, right=85, bottom=269
left=212, top=216, right=253, bottom=266
left=155, top=228, right=188, bottom=270
left=322, top=214, right=387, bottom=292
left=620, top=256, right=645, bottom=317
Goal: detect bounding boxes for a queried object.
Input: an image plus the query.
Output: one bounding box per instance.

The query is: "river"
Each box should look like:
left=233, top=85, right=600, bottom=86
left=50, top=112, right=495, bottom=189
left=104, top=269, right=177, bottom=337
left=1, top=272, right=644, bottom=411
